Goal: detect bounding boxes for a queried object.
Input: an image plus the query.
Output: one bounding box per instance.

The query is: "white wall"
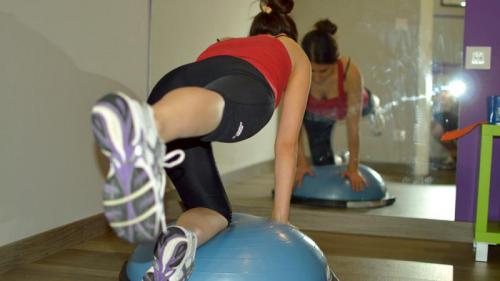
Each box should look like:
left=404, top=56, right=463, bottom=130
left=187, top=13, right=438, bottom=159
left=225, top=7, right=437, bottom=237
left=0, top=0, right=150, bottom=246
left=151, top=0, right=277, bottom=174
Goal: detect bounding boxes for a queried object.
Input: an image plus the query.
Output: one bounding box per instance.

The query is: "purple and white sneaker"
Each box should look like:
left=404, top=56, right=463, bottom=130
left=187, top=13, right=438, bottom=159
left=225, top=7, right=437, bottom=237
left=91, top=92, right=185, bottom=244
left=143, top=226, right=197, bottom=281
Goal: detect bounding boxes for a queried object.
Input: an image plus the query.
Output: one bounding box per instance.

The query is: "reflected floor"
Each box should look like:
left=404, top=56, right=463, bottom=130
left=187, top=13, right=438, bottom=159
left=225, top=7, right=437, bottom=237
left=367, top=161, right=457, bottom=185
left=226, top=170, right=456, bottom=222
left=350, top=181, right=456, bottom=221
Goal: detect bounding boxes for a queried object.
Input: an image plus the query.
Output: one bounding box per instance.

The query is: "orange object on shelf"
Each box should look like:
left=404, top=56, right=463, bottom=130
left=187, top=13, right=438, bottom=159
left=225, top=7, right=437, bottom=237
left=441, top=121, right=488, bottom=141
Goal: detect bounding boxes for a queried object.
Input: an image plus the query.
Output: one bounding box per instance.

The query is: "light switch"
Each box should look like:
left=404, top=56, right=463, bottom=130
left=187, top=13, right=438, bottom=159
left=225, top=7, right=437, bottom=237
left=465, top=46, right=492, bottom=70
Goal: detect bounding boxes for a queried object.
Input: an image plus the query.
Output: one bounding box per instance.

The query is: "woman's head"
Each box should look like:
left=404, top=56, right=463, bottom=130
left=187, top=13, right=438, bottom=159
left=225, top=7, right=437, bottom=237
left=249, top=0, right=298, bottom=41
left=302, top=19, right=339, bottom=64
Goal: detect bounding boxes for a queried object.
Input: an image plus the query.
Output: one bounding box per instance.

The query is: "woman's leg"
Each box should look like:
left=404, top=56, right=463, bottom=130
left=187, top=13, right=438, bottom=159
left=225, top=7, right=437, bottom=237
left=152, top=87, right=225, bottom=143
left=157, top=74, right=273, bottom=242
left=142, top=58, right=274, bottom=279
left=164, top=137, right=232, bottom=246
left=176, top=207, right=228, bottom=245
left=303, top=118, right=335, bottom=165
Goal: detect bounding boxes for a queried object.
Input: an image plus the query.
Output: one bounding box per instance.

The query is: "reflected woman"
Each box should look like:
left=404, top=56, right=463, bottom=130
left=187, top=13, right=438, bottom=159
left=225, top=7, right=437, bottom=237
left=296, top=19, right=368, bottom=191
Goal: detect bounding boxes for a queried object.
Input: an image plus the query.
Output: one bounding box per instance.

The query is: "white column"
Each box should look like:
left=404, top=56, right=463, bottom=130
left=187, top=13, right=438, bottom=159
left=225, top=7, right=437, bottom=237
left=413, top=0, right=434, bottom=176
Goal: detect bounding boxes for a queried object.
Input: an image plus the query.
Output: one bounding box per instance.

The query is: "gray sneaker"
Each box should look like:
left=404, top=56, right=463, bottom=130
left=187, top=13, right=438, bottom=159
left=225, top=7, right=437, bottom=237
left=91, top=92, right=184, bottom=243
left=143, top=226, right=197, bottom=281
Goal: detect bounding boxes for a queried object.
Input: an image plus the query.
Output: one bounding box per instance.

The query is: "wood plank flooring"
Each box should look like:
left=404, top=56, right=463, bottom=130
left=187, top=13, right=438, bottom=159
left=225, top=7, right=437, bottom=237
left=1, top=165, right=494, bottom=280
left=1, top=230, right=499, bottom=281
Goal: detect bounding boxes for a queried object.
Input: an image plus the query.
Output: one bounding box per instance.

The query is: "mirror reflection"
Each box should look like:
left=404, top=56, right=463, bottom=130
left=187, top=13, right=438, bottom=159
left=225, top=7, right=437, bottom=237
left=292, top=0, right=464, bottom=220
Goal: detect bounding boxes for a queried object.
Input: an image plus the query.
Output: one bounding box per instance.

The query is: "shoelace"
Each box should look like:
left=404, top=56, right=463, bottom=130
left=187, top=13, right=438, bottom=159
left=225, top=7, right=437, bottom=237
left=157, top=149, right=185, bottom=234
left=162, top=149, right=185, bottom=168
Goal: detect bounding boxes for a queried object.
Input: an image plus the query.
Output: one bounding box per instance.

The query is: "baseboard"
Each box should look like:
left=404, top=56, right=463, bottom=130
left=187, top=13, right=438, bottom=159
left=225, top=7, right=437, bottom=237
left=0, top=214, right=109, bottom=275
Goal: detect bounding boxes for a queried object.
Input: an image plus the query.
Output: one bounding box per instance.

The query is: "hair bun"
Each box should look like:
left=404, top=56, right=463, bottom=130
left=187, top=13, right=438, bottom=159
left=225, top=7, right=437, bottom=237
left=315, top=19, right=337, bottom=35
left=267, top=0, right=294, bottom=14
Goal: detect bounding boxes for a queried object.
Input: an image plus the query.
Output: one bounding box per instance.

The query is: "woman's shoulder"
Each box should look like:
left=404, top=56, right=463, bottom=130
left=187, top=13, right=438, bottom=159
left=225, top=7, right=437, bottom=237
left=340, top=56, right=362, bottom=90
left=276, top=36, right=310, bottom=70
left=339, top=56, right=360, bottom=76
left=338, top=56, right=352, bottom=66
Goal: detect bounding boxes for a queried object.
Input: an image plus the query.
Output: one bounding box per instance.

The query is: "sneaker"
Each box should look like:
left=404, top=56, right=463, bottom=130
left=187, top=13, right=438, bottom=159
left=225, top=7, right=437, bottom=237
left=143, top=226, right=197, bottom=281
left=91, top=92, right=185, bottom=243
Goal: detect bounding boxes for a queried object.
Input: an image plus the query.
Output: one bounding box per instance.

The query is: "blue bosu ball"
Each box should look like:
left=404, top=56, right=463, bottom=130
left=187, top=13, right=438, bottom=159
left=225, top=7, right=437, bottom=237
left=292, top=164, right=395, bottom=208
left=124, top=213, right=336, bottom=281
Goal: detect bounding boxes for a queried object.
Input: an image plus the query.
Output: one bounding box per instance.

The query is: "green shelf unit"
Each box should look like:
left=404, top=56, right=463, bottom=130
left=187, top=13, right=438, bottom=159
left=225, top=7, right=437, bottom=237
left=475, top=124, right=500, bottom=262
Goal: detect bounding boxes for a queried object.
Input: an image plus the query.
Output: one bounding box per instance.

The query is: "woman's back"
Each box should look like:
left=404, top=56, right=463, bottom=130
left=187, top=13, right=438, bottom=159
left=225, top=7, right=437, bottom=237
left=197, top=35, right=292, bottom=105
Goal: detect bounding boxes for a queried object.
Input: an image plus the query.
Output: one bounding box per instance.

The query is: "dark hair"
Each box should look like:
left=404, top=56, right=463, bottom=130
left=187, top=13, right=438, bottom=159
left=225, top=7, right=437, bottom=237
left=249, top=0, right=298, bottom=41
left=301, top=19, right=339, bottom=63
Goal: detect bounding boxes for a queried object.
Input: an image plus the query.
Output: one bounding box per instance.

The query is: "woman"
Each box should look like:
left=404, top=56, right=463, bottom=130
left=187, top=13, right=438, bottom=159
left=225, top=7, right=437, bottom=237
left=296, top=19, right=367, bottom=192
left=91, top=1, right=311, bottom=280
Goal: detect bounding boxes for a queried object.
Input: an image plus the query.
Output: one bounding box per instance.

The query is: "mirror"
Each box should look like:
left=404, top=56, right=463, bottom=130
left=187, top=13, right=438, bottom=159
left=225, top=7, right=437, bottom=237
left=292, top=0, right=465, bottom=220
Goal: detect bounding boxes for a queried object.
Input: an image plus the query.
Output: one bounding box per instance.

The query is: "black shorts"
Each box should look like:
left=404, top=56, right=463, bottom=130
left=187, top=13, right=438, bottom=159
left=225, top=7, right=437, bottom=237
left=147, top=56, right=275, bottom=222
left=303, top=118, right=336, bottom=166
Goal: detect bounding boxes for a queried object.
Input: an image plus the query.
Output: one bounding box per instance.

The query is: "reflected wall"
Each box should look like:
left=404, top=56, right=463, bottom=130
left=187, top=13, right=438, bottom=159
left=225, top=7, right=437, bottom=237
left=293, top=0, right=464, bottom=181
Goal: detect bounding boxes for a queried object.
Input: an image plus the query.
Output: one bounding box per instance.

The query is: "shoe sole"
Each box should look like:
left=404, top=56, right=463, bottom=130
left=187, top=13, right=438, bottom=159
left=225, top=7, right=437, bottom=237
left=143, top=227, right=196, bottom=281
left=91, top=92, right=166, bottom=244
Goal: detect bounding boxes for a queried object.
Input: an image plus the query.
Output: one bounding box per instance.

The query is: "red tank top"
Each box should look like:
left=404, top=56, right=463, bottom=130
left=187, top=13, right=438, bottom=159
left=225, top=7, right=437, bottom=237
left=306, top=60, right=369, bottom=120
left=196, top=35, right=292, bottom=107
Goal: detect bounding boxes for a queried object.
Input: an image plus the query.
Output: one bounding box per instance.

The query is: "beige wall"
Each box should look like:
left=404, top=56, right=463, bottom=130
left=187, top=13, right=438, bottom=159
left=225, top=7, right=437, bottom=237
left=0, top=0, right=150, bottom=246
left=433, top=1, right=465, bottom=67
left=151, top=0, right=277, bottom=174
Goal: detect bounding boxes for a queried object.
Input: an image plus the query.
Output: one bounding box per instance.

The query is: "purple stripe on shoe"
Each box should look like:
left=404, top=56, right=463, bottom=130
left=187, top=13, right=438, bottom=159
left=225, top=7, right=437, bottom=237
left=116, top=97, right=127, bottom=116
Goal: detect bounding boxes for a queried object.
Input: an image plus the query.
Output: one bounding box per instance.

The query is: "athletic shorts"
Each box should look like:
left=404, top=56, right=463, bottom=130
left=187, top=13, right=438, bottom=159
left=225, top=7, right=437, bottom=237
left=147, top=56, right=275, bottom=222
left=303, top=118, right=336, bottom=166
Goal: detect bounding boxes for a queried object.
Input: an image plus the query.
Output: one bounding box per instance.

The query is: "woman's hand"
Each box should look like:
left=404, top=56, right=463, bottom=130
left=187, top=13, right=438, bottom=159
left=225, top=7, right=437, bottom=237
left=295, top=164, right=315, bottom=188
left=343, top=169, right=367, bottom=192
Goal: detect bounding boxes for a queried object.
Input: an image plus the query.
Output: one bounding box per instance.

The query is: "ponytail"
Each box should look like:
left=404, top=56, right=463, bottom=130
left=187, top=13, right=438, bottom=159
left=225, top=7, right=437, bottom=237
left=249, top=0, right=297, bottom=41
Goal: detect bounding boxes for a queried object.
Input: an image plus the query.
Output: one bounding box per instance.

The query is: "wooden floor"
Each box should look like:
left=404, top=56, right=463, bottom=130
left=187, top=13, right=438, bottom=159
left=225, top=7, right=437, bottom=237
left=1, top=230, right=499, bottom=281
left=2, top=165, right=494, bottom=281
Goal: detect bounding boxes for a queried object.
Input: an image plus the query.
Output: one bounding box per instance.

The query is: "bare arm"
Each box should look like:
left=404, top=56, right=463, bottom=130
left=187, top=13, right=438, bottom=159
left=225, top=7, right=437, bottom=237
left=272, top=39, right=311, bottom=223
left=295, top=126, right=315, bottom=188
left=297, top=126, right=308, bottom=167
left=344, top=60, right=367, bottom=191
